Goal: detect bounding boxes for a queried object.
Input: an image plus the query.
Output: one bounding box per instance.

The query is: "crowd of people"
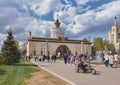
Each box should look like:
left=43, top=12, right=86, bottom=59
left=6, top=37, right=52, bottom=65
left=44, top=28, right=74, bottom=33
left=100, top=52, right=119, bottom=68
left=25, top=52, right=90, bottom=66
left=63, top=52, right=120, bottom=68
left=26, top=54, right=57, bottom=63
left=25, top=51, right=119, bottom=68
left=63, top=53, right=91, bottom=66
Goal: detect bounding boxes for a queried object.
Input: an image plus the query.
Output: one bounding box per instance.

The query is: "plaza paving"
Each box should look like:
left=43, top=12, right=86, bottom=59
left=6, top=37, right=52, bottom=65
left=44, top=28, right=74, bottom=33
left=31, top=59, right=120, bottom=85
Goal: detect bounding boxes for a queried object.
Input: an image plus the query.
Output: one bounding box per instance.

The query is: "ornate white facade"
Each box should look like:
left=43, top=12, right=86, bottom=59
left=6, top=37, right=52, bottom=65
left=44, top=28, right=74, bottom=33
left=50, top=28, right=64, bottom=38
left=26, top=37, right=91, bottom=57
left=50, top=16, right=64, bottom=38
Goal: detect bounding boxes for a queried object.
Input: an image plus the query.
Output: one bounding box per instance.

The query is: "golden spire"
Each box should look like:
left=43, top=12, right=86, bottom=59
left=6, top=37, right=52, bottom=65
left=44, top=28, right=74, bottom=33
left=114, top=16, right=118, bottom=26
left=55, top=14, right=60, bottom=28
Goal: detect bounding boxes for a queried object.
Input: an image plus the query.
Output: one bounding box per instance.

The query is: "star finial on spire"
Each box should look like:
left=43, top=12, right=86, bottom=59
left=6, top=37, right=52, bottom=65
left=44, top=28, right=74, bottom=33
left=55, top=14, right=60, bottom=28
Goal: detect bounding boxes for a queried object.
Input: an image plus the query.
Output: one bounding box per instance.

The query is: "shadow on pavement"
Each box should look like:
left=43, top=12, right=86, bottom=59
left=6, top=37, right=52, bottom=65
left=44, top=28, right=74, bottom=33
left=75, top=70, right=101, bottom=75
left=95, top=71, right=101, bottom=75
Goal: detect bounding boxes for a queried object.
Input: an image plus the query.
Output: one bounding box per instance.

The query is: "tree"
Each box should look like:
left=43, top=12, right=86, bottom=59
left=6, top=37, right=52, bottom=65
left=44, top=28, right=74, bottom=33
left=104, top=40, right=115, bottom=53
left=83, top=38, right=89, bottom=42
left=93, top=37, right=115, bottom=55
left=93, top=37, right=104, bottom=53
left=0, top=29, right=21, bottom=65
left=14, top=40, right=19, bottom=48
left=0, top=52, right=3, bottom=64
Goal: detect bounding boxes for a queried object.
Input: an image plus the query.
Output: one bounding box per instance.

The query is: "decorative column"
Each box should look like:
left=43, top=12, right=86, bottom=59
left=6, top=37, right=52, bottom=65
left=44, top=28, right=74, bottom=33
left=81, top=42, right=83, bottom=53
left=45, top=40, right=49, bottom=56
left=33, top=45, right=36, bottom=56
left=43, top=44, right=45, bottom=55
left=40, top=44, right=43, bottom=55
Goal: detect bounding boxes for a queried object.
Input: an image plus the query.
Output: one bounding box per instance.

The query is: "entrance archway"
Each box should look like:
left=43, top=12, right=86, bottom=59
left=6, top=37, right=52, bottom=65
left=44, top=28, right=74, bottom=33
left=56, top=45, right=70, bottom=57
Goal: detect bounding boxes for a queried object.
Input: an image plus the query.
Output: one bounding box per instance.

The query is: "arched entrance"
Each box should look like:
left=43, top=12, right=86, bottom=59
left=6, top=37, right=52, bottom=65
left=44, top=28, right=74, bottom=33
left=56, top=45, right=70, bottom=57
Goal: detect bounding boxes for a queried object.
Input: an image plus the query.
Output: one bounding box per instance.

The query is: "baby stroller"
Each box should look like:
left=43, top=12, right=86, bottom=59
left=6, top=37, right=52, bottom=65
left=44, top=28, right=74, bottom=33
left=75, top=61, right=96, bottom=75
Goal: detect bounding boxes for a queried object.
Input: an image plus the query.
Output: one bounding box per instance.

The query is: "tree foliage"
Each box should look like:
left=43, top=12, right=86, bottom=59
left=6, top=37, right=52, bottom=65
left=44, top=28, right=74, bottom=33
left=0, top=30, right=21, bottom=65
left=83, top=38, right=89, bottom=42
left=93, top=37, right=104, bottom=52
left=93, top=37, right=115, bottom=54
left=14, top=40, right=19, bottom=48
left=104, top=40, right=115, bottom=53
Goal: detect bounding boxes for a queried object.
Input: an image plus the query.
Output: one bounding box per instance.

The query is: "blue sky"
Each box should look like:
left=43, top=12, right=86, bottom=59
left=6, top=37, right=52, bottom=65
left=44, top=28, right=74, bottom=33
left=0, top=0, right=120, bottom=47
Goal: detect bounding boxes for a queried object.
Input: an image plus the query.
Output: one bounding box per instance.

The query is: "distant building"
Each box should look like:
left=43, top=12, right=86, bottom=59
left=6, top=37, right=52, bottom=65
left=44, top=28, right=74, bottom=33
left=108, top=17, right=120, bottom=52
left=26, top=15, right=91, bottom=57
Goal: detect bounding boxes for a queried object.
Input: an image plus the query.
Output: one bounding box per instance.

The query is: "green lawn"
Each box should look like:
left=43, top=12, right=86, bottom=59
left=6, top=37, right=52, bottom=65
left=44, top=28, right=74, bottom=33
left=0, top=59, right=39, bottom=85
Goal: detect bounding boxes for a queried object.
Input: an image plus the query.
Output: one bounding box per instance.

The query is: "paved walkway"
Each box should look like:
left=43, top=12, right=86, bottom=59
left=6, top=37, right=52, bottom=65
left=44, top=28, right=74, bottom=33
left=31, top=59, right=120, bottom=85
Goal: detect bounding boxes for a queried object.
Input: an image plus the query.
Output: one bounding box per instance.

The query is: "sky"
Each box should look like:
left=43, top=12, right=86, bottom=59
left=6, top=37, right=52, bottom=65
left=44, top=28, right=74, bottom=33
left=0, top=0, right=120, bottom=48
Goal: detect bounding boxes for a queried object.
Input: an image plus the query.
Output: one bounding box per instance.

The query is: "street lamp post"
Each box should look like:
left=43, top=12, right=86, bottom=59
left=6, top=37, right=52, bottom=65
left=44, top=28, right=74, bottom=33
left=91, top=42, right=94, bottom=56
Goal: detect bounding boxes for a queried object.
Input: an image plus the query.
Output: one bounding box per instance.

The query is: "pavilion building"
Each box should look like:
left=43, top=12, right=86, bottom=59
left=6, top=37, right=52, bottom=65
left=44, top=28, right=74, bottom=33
left=26, top=16, right=91, bottom=57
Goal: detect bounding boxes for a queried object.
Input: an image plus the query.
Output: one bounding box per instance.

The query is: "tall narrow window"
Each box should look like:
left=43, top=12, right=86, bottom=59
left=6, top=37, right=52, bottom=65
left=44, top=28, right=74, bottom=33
left=111, top=34, right=114, bottom=43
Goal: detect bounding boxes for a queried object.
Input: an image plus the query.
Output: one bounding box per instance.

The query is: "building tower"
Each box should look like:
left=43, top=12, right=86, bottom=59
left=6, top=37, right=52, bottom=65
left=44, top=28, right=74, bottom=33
left=50, top=14, right=64, bottom=38
left=108, top=17, right=120, bottom=52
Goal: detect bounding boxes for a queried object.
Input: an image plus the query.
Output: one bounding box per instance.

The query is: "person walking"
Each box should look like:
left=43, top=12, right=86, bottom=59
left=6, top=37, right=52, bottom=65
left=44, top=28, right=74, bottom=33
left=104, top=53, right=109, bottom=67
left=108, top=53, right=114, bottom=67
left=70, top=54, right=74, bottom=65
left=114, top=53, right=119, bottom=68
left=67, top=55, right=71, bottom=64
left=74, top=57, right=80, bottom=66
left=46, top=55, right=50, bottom=63
left=64, top=54, right=68, bottom=64
left=52, top=55, right=56, bottom=63
left=49, top=54, right=53, bottom=63
left=100, top=52, right=104, bottom=62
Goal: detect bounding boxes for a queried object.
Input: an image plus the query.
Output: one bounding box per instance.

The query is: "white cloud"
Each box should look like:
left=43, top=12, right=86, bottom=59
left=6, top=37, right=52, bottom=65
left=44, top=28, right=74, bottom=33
left=1, top=0, right=120, bottom=48
left=75, top=0, right=100, bottom=6
left=25, top=19, right=53, bottom=37
left=26, top=0, right=64, bottom=16
left=77, top=5, right=91, bottom=13
left=64, top=0, right=73, bottom=4
left=66, top=0, right=120, bottom=36
left=95, top=0, right=120, bottom=20
left=54, top=4, right=76, bottom=24
left=76, top=0, right=89, bottom=5
left=66, top=22, right=85, bottom=34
